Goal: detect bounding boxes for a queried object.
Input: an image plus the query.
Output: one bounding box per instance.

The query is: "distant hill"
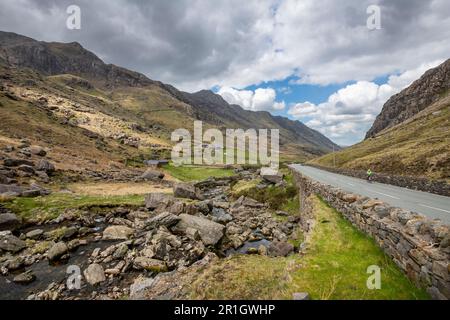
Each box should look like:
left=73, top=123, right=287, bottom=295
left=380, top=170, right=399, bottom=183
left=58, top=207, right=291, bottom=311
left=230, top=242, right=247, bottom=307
left=0, top=31, right=339, bottom=168
left=311, top=60, right=450, bottom=181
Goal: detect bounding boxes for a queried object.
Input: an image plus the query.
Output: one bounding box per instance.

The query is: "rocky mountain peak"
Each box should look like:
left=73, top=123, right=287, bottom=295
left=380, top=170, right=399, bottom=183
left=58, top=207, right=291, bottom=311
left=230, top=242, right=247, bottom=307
left=366, top=59, right=450, bottom=138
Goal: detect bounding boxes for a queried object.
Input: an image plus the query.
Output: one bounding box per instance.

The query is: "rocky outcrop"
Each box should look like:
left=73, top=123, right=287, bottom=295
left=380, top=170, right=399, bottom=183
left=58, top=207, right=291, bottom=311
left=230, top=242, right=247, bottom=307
left=366, top=59, right=450, bottom=138
left=291, top=168, right=450, bottom=300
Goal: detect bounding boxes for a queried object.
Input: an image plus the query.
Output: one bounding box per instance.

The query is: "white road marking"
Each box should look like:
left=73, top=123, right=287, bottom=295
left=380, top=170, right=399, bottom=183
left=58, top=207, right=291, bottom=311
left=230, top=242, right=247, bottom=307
left=373, top=191, right=400, bottom=199
left=419, top=204, right=450, bottom=214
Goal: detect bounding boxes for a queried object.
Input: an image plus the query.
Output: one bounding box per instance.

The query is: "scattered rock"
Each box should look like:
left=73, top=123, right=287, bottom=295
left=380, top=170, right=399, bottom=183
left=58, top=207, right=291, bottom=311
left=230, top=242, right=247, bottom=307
left=268, top=241, right=294, bottom=257
left=3, top=158, right=34, bottom=167
left=0, top=234, right=27, bottom=253
left=145, top=212, right=180, bottom=230
left=342, top=194, right=358, bottom=203
left=47, top=242, right=68, bottom=261
left=173, top=183, right=198, bottom=200
left=140, top=169, right=164, bottom=181
left=144, top=193, right=174, bottom=210
left=260, top=167, right=284, bottom=184
left=130, top=276, right=155, bottom=300
left=13, top=271, right=36, bottom=284
left=0, top=213, right=20, bottom=231
left=103, top=225, right=134, bottom=240
left=29, top=145, right=47, bottom=156
left=25, top=229, right=44, bottom=239
left=133, top=257, right=168, bottom=273
left=172, top=214, right=224, bottom=246
left=84, top=264, right=106, bottom=285
left=35, top=159, right=55, bottom=174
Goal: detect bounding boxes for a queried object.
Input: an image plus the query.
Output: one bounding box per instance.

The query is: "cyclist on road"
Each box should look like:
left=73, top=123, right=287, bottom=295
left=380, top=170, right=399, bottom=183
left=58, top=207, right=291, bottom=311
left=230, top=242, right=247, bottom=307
left=366, top=169, right=373, bottom=181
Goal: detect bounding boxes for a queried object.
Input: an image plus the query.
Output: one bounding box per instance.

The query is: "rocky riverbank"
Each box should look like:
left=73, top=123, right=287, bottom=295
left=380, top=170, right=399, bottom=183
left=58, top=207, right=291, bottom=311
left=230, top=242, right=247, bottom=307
left=0, top=169, right=302, bottom=300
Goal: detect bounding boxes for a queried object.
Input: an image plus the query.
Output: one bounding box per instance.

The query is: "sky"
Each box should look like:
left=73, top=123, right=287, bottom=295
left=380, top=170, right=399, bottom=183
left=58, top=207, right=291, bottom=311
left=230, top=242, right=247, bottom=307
left=0, top=0, right=449, bottom=145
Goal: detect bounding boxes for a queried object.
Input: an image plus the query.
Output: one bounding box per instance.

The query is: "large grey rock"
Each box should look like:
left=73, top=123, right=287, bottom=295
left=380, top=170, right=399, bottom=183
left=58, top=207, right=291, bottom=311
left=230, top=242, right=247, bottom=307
left=35, top=159, right=55, bottom=174
left=133, top=257, right=168, bottom=272
left=144, top=193, right=174, bottom=210
left=102, top=225, right=134, bottom=240
left=3, top=158, right=34, bottom=167
left=211, top=207, right=233, bottom=224
left=84, top=264, right=106, bottom=285
left=173, top=183, right=197, bottom=200
left=47, top=242, right=68, bottom=261
left=0, top=234, right=27, bottom=253
left=0, top=184, right=24, bottom=196
left=26, top=229, right=44, bottom=239
left=29, top=145, right=47, bottom=156
left=260, top=167, right=284, bottom=184
left=13, top=271, right=36, bottom=284
left=268, top=241, right=294, bottom=257
left=145, top=212, right=180, bottom=230
left=130, top=276, right=155, bottom=300
left=172, top=214, right=224, bottom=246
left=0, top=213, right=20, bottom=231
left=140, top=169, right=164, bottom=181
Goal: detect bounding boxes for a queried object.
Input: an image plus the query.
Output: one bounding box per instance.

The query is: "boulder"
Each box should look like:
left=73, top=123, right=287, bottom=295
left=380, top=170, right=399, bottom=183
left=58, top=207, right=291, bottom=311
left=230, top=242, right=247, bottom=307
left=0, top=184, right=24, bottom=196
left=102, top=225, right=134, bottom=240
left=25, top=229, right=44, bottom=239
left=373, top=205, right=390, bottom=218
left=144, top=193, right=174, bottom=210
left=35, top=159, right=55, bottom=174
left=0, top=213, right=20, bottom=231
left=0, top=234, right=27, bottom=253
left=84, top=264, right=106, bottom=285
left=47, top=242, right=68, bottom=261
left=211, top=207, right=233, bottom=224
left=172, top=214, right=224, bottom=246
left=13, top=271, right=36, bottom=284
left=3, top=158, right=34, bottom=167
left=173, top=183, right=198, bottom=200
left=133, top=257, right=168, bottom=273
left=145, top=212, right=180, bottom=230
left=29, top=145, right=47, bottom=156
left=140, top=169, right=164, bottom=181
left=260, top=167, right=284, bottom=184
left=130, top=276, right=155, bottom=299
left=268, top=241, right=294, bottom=257
left=362, top=199, right=384, bottom=209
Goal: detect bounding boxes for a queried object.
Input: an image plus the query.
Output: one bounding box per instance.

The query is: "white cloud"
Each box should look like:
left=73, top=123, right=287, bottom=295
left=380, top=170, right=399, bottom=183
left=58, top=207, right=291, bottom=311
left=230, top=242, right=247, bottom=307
left=1, top=0, right=449, bottom=91
left=287, top=61, right=443, bottom=145
left=218, top=87, right=285, bottom=111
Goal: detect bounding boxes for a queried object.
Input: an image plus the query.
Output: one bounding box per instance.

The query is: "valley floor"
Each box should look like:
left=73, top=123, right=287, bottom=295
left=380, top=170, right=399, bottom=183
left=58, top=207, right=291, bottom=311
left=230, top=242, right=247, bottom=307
left=0, top=166, right=428, bottom=300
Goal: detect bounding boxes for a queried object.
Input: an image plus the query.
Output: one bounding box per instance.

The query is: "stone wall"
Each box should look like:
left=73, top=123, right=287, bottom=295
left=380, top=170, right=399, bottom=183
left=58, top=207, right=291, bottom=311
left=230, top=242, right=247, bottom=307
left=291, top=169, right=450, bottom=300
left=307, top=164, right=450, bottom=197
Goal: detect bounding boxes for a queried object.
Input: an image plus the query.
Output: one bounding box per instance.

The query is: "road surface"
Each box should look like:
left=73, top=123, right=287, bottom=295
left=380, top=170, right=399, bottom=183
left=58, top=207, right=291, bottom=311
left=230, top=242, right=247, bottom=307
left=290, top=164, right=450, bottom=224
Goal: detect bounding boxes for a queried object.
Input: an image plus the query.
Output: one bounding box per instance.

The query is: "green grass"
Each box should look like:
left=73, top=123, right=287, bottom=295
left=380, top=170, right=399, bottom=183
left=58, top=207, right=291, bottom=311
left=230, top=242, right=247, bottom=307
left=188, top=195, right=429, bottom=300
left=3, top=193, right=144, bottom=223
left=162, top=164, right=235, bottom=182
left=231, top=170, right=297, bottom=211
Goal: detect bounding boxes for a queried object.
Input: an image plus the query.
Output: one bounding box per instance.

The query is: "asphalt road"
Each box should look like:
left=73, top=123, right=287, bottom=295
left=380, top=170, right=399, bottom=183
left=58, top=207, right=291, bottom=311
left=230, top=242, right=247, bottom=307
left=290, top=164, right=450, bottom=224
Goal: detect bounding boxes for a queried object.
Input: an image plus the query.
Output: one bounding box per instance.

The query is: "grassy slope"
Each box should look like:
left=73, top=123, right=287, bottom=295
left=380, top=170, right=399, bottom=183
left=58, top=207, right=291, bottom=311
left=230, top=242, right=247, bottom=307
left=188, top=195, right=429, bottom=300
left=309, top=95, right=450, bottom=181
left=3, top=193, right=144, bottom=223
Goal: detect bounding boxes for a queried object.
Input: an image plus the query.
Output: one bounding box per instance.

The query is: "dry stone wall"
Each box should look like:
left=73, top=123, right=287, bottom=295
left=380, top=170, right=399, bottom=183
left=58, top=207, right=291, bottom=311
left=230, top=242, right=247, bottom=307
left=291, top=169, right=450, bottom=300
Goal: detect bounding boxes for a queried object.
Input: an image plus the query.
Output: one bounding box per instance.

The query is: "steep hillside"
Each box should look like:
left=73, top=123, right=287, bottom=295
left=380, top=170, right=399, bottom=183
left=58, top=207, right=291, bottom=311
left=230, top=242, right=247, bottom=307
left=0, top=31, right=339, bottom=164
left=310, top=92, right=450, bottom=181
left=366, top=59, right=450, bottom=138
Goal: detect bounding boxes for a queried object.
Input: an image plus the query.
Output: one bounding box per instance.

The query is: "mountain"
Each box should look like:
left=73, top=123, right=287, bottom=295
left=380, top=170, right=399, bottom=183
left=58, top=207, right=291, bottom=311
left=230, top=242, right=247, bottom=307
left=0, top=31, right=338, bottom=171
left=366, top=59, right=450, bottom=138
left=310, top=61, right=450, bottom=181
